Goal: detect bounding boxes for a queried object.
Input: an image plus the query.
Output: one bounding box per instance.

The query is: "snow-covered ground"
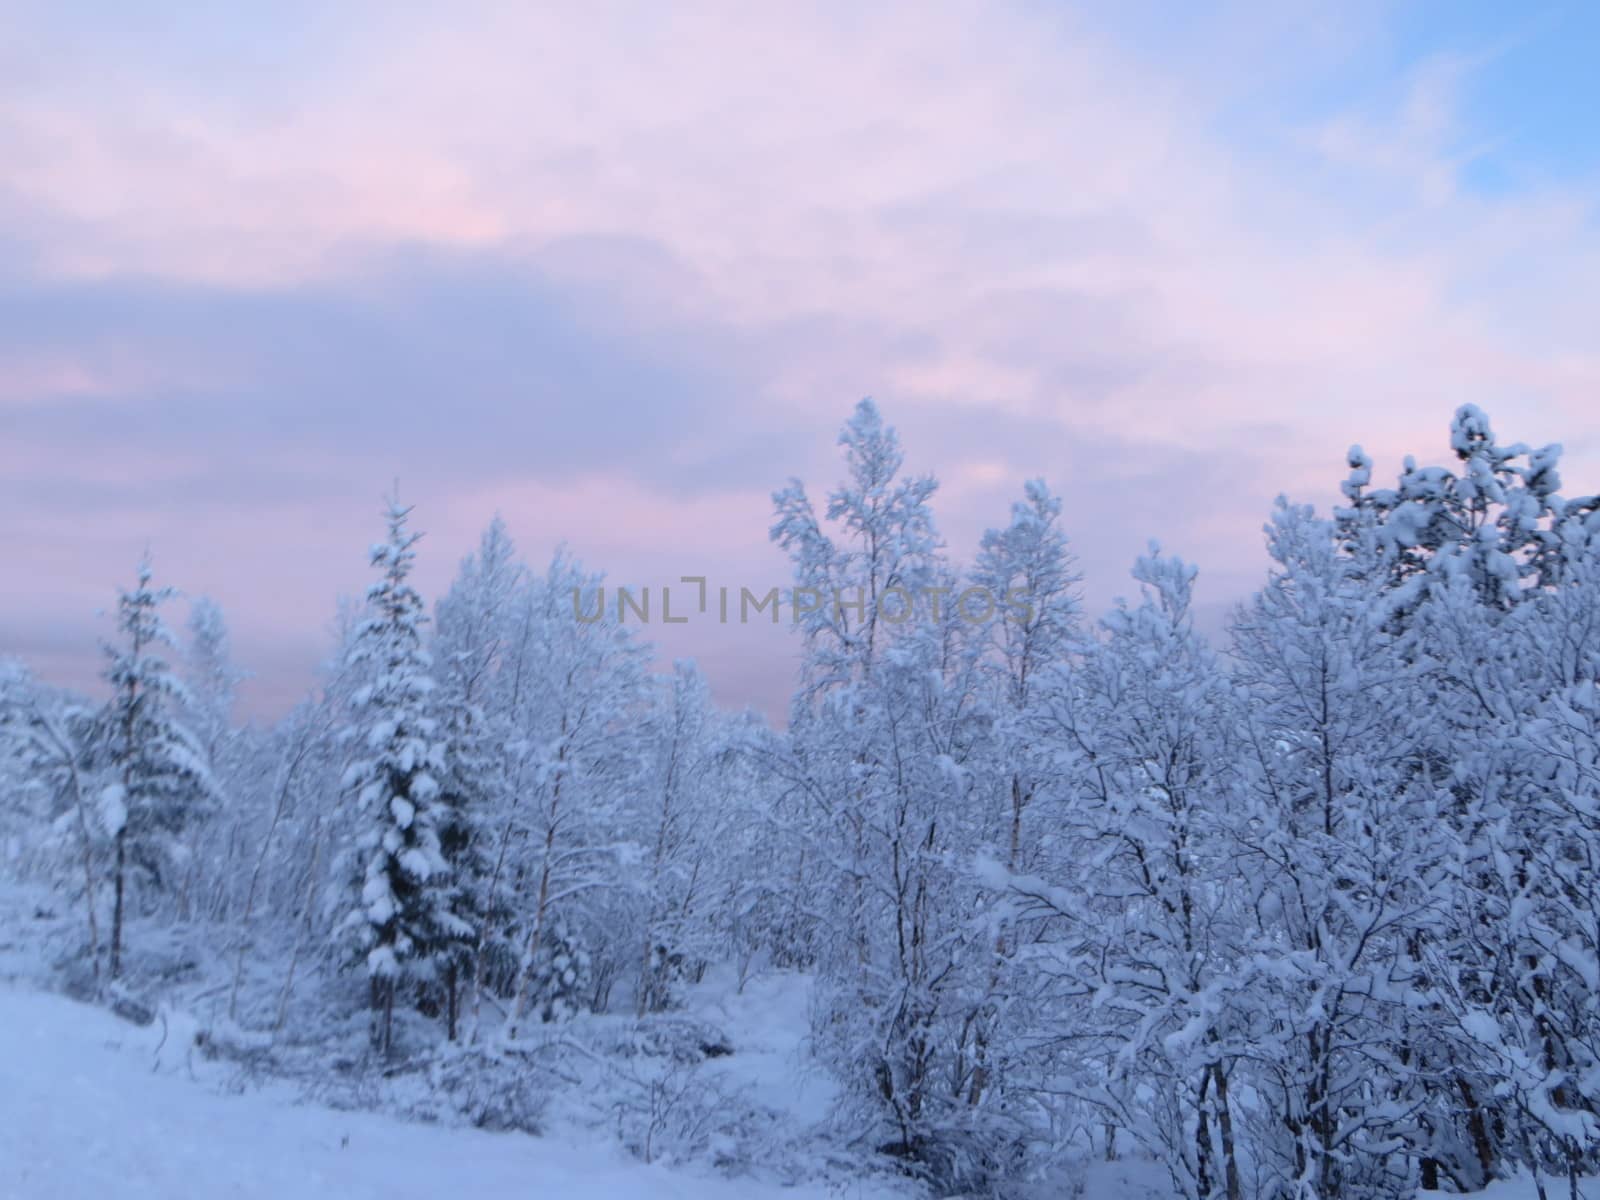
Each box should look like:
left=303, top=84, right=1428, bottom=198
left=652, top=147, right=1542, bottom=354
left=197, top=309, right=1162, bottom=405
left=0, top=978, right=1583, bottom=1200
left=0, top=891, right=1578, bottom=1200
left=0, top=981, right=901, bottom=1200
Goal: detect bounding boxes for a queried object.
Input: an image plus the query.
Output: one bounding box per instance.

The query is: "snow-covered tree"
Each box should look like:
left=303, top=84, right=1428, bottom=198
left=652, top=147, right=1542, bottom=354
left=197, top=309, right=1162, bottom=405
left=173, top=596, right=251, bottom=923
left=182, top=597, right=246, bottom=769
left=632, top=660, right=717, bottom=1016
left=1416, top=515, right=1600, bottom=1190
left=496, top=551, right=651, bottom=1033
left=432, top=515, right=522, bottom=1039
left=1231, top=503, right=1454, bottom=1197
left=774, top=400, right=1008, bottom=1190
left=1, top=664, right=108, bottom=981
left=963, top=480, right=1082, bottom=1117
left=1337, top=405, right=1566, bottom=619
left=1332, top=411, right=1600, bottom=1190
left=337, top=499, right=469, bottom=1054
left=98, top=557, right=215, bottom=979
left=6, top=398, right=1600, bottom=1196
left=999, top=549, right=1250, bottom=1199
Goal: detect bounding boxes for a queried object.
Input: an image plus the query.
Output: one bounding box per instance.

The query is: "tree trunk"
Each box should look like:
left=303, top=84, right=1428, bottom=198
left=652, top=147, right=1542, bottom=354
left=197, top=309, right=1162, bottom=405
left=65, top=758, right=101, bottom=987
left=1195, top=1068, right=1214, bottom=1200
left=372, top=976, right=396, bottom=1057
left=1458, top=1079, right=1495, bottom=1186
left=469, top=803, right=518, bottom=1041
left=446, top=962, right=459, bottom=1042
left=1212, top=1062, right=1242, bottom=1200
left=383, top=981, right=395, bottom=1057
left=508, top=736, right=565, bottom=1036
left=110, top=830, right=126, bottom=979
left=1421, top=1156, right=1439, bottom=1190
left=507, top=845, right=552, bottom=1035
left=274, top=823, right=322, bottom=1034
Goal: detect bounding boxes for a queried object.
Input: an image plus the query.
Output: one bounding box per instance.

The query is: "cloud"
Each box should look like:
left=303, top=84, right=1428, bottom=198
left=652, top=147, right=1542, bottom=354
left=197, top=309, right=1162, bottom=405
left=2, top=0, right=1598, bottom=716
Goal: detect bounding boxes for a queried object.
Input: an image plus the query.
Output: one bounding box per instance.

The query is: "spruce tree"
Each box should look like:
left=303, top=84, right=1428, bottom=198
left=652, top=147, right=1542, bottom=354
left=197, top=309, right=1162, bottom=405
left=432, top=516, right=521, bottom=1039
left=99, top=557, right=214, bottom=979
left=338, top=499, right=466, bottom=1054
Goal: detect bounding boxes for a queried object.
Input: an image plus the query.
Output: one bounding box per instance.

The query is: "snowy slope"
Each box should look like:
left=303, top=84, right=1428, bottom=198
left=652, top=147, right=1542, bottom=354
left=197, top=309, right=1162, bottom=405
left=0, top=983, right=901, bottom=1200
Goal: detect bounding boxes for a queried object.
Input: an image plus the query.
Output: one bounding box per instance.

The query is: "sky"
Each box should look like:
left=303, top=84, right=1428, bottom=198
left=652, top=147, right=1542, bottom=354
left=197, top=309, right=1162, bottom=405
left=3, top=0, right=1598, bottom=721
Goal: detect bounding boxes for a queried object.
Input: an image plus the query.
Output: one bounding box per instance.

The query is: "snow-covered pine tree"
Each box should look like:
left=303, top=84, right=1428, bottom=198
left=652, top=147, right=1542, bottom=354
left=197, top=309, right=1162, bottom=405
left=338, top=498, right=470, bottom=1054
left=432, top=515, right=522, bottom=1040
left=98, top=557, right=216, bottom=979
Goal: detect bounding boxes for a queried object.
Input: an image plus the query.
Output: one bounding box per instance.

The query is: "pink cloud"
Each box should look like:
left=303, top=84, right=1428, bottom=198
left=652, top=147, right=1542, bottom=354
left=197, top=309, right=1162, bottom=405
left=5, top=1, right=1599, bottom=715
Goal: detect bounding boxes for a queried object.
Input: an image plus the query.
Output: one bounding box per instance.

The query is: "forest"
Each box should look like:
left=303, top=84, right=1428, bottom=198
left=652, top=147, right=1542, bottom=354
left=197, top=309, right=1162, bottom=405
left=3, top=400, right=1598, bottom=1200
